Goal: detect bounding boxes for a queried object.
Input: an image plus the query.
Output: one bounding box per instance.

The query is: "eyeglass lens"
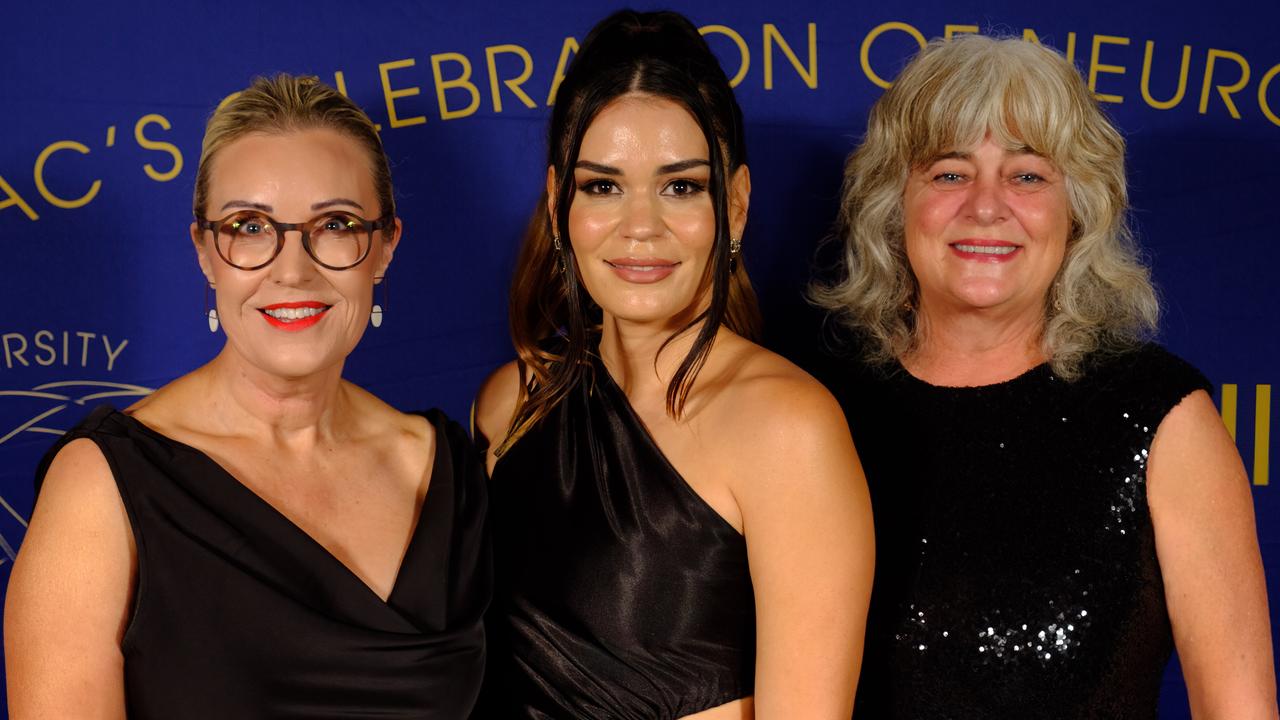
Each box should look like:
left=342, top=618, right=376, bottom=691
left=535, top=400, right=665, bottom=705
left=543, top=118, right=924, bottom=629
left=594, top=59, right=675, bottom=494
left=215, top=212, right=371, bottom=269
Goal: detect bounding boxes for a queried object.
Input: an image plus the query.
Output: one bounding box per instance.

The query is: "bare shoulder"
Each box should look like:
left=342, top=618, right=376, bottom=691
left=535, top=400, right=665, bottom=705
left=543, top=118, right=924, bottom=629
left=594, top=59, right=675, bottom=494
left=1154, top=387, right=1222, bottom=439
left=707, top=340, right=872, bottom=718
left=1146, top=393, right=1277, bottom=711
left=1148, top=388, right=1241, bottom=493
left=39, top=437, right=120, bottom=504
left=473, top=359, right=523, bottom=446
left=124, top=368, right=211, bottom=435
left=341, top=381, right=433, bottom=441
left=9, top=436, right=134, bottom=621
left=695, top=336, right=857, bottom=496
left=708, top=336, right=848, bottom=440
left=332, top=384, right=440, bottom=492
left=23, top=435, right=132, bottom=561
left=6, top=436, right=134, bottom=715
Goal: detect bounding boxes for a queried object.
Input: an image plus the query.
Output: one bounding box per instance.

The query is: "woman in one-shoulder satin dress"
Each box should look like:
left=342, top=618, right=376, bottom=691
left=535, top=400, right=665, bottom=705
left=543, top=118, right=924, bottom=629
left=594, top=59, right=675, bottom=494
left=474, top=10, right=874, bottom=720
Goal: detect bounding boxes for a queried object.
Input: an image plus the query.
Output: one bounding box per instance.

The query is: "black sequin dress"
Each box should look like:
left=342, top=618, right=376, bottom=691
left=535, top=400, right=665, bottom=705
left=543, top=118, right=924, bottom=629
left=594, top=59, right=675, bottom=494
left=822, top=343, right=1210, bottom=719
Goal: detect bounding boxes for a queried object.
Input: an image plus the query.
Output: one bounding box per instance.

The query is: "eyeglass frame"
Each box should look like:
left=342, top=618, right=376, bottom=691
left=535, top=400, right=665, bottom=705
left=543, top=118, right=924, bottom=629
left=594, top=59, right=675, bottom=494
left=194, top=210, right=395, bottom=271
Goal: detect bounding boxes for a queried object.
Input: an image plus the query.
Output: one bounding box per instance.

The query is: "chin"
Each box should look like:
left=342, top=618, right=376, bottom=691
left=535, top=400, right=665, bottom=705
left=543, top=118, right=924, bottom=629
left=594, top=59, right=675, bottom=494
left=948, top=280, right=1021, bottom=310
left=602, top=307, right=669, bottom=325
left=600, top=301, right=684, bottom=327
left=593, top=290, right=678, bottom=319
left=252, top=351, right=343, bottom=381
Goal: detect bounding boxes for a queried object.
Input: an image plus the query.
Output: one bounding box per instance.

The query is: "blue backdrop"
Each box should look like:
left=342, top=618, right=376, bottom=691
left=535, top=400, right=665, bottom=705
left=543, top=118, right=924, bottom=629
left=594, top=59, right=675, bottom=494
left=2, top=1, right=1276, bottom=715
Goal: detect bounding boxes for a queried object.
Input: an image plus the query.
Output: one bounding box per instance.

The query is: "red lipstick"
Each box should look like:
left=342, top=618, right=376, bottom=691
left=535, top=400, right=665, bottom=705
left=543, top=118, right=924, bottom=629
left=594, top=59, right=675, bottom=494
left=258, top=301, right=331, bottom=332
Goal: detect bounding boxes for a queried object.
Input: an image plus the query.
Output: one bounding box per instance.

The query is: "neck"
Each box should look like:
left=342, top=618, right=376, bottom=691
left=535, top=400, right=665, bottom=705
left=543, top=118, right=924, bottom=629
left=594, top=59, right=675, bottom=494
left=905, top=301, right=1047, bottom=386
left=597, top=309, right=706, bottom=397
left=201, top=345, right=350, bottom=445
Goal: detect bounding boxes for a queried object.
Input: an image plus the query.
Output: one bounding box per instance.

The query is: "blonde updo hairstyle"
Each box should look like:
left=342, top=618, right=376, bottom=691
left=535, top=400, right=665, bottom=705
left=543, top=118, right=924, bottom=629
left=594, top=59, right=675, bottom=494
left=810, top=35, right=1158, bottom=379
left=192, top=73, right=395, bottom=220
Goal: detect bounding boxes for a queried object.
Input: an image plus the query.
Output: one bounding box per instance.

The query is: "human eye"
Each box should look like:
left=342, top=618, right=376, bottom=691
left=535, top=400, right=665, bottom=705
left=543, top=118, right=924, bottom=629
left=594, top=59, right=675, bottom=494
left=663, top=178, right=707, bottom=197
left=577, top=179, right=619, bottom=195
left=318, top=212, right=360, bottom=233
left=227, top=212, right=273, bottom=236
left=1007, top=153, right=1059, bottom=186
left=926, top=166, right=969, bottom=187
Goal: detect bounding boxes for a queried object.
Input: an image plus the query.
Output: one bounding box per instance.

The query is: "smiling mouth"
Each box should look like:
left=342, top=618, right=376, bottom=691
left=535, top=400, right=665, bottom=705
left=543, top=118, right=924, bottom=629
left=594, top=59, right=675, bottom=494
left=262, top=306, right=328, bottom=320
left=604, top=260, right=680, bottom=271
left=258, top=302, right=332, bottom=330
left=602, top=258, right=681, bottom=284
left=950, top=243, right=1020, bottom=256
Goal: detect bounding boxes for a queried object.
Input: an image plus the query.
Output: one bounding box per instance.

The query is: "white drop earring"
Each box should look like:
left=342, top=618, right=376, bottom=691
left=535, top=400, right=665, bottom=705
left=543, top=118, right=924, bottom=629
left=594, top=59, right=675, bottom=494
left=204, top=282, right=219, bottom=333
left=371, top=276, right=387, bottom=328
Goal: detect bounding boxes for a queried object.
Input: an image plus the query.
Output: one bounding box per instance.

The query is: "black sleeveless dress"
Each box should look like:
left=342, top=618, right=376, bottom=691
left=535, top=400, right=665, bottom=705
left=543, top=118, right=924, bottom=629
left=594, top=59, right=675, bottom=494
left=819, top=343, right=1211, bottom=719
left=34, top=405, right=489, bottom=719
left=482, top=356, right=756, bottom=719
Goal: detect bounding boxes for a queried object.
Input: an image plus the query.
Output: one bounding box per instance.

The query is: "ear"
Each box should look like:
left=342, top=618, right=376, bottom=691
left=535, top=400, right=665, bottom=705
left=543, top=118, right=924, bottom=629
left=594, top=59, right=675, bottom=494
left=191, top=221, right=216, bottom=285
left=728, top=164, right=751, bottom=241
left=545, top=165, right=559, bottom=232
left=375, top=217, right=402, bottom=282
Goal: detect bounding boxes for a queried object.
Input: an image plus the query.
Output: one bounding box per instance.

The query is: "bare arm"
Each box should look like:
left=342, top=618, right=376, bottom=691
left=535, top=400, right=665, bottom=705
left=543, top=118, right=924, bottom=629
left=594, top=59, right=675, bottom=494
left=5, top=439, right=134, bottom=719
left=732, top=379, right=874, bottom=719
left=473, top=359, right=522, bottom=474
left=1148, top=390, right=1277, bottom=718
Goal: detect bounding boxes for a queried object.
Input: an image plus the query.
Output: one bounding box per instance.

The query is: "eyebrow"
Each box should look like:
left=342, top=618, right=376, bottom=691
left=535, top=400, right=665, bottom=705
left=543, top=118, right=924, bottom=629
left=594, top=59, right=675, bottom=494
left=575, top=160, right=622, bottom=175
left=219, top=200, right=273, bottom=212
left=932, top=145, right=1043, bottom=162
left=574, top=159, right=711, bottom=176
left=312, top=198, right=365, bottom=211
left=657, top=159, right=710, bottom=174
left=216, top=198, right=366, bottom=213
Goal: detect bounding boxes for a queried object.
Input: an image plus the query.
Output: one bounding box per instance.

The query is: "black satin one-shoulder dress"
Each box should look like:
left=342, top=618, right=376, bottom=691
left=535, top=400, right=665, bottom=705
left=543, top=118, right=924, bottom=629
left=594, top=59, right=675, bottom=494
left=483, top=354, right=757, bottom=719
left=35, top=405, right=489, bottom=719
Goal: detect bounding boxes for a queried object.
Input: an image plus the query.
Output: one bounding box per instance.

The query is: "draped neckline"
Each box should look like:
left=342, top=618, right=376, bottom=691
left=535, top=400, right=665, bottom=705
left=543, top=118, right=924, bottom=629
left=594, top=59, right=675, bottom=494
left=590, top=354, right=746, bottom=539
left=110, top=408, right=442, bottom=611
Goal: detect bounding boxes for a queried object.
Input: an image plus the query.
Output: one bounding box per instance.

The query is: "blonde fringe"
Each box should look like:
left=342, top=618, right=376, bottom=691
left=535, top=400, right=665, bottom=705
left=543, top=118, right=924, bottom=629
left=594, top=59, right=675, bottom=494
left=810, top=35, right=1158, bottom=379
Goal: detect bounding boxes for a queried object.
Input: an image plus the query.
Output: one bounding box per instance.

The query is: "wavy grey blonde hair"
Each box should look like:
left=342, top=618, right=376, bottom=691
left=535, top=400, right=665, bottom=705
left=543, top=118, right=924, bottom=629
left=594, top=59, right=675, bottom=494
left=810, top=35, right=1158, bottom=379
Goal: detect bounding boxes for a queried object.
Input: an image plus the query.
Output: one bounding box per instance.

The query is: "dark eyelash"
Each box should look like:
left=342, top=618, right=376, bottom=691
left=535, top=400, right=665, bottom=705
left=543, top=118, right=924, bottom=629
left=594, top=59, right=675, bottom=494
left=577, top=180, right=615, bottom=193
left=670, top=179, right=707, bottom=193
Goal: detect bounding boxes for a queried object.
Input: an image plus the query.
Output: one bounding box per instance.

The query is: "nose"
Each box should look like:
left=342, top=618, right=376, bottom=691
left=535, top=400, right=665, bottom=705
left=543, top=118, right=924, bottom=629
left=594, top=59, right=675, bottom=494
left=963, top=174, right=1010, bottom=226
left=268, top=230, right=319, bottom=284
left=619, top=190, right=662, bottom=241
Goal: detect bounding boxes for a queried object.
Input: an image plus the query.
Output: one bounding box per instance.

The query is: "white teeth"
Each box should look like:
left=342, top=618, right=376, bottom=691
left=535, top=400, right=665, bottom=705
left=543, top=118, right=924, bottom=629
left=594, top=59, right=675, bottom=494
left=264, top=306, right=325, bottom=321
left=954, top=244, right=1018, bottom=255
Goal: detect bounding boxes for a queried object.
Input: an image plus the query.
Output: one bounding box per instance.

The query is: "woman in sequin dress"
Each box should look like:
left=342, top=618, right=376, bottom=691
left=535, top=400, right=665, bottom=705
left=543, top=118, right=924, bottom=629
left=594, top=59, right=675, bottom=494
left=474, top=10, right=874, bottom=718
left=810, top=35, right=1276, bottom=718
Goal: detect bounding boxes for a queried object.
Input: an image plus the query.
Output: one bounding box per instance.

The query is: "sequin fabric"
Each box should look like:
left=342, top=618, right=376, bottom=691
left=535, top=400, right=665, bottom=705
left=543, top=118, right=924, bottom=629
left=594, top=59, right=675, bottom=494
left=821, top=344, right=1211, bottom=719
